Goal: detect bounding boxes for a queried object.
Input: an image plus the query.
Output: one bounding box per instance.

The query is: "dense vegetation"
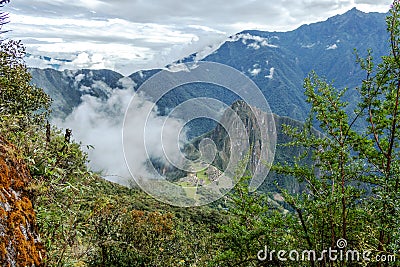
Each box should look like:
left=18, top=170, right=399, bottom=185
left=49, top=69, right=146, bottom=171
left=0, top=1, right=400, bottom=266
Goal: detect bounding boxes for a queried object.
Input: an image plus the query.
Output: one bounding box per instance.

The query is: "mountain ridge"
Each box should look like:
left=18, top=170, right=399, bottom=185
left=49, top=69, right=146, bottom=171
left=30, top=8, right=389, bottom=129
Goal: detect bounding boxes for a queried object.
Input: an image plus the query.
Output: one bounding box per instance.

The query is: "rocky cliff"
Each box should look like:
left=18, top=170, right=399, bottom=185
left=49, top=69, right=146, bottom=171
left=189, top=100, right=311, bottom=194
left=0, top=138, right=44, bottom=267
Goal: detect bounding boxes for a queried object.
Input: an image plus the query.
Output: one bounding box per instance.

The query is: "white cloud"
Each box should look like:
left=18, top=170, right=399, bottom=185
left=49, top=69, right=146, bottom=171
left=265, top=67, right=275, bottom=79
left=55, top=78, right=186, bottom=185
left=326, top=43, right=338, bottom=50
left=73, top=52, right=90, bottom=64
left=5, top=11, right=227, bottom=75
left=248, top=42, right=261, bottom=50
left=188, top=25, right=226, bottom=34
left=249, top=68, right=261, bottom=76
left=229, top=33, right=279, bottom=49
left=74, top=73, right=85, bottom=84
left=249, top=64, right=262, bottom=76
left=2, top=0, right=391, bottom=75
left=301, top=43, right=317, bottom=48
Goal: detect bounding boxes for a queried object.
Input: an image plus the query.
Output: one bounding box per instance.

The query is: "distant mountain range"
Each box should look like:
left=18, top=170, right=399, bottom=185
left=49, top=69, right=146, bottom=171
left=30, top=8, right=388, bottom=126
left=28, top=8, right=390, bottom=193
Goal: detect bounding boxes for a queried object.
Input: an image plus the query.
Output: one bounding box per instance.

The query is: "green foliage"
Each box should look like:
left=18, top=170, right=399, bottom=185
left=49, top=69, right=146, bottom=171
left=0, top=40, right=51, bottom=126
left=2, top=1, right=400, bottom=266
left=271, top=1, right=400, bottom=265
left=0, top=18, right=222, bottom=266
left=85, top=199, right=220, bottom=267
left=213, top=173, right=294, bottom=266
left=353, top=1, right=400, bottom=255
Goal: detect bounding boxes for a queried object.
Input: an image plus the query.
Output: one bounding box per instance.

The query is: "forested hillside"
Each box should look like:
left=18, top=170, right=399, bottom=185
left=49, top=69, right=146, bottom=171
left=0, top=1, right=399, bottom=266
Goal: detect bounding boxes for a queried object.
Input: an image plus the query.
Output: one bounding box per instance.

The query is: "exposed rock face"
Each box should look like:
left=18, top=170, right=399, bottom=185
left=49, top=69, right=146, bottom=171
left=189, top=100, right=311, bottom=194
left=0, top=138, right=44, bottom=266
left=204, top=100, right=276, bottom=176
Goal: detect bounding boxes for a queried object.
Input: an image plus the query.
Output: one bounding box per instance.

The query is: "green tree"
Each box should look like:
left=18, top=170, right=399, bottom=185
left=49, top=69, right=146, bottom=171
left=213, top=172, right=293, bottom=266
left=354, top=0, right=400, bottom=258
left=0, top=2, right=226, bottom=267
left=0, top=3, right=98, bottom=265
left=0, top=39, right=51, bottom=125
left=274, top=1, right=400, bottom=265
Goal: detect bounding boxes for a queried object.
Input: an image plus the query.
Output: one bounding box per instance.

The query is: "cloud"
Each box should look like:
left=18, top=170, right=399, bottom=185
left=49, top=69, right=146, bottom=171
left=265, top=67, right=275, bottom=79
left=2, top=0, right=391, bottom=75
left=229, top=33, right=279, bottom=48
left=326, top=43, right=338, bottom=50
left=355, top=0, right=391, bottom=5
left=54, top=77, right=187, bottom=186
left=5, top=9, right=226, bottom=75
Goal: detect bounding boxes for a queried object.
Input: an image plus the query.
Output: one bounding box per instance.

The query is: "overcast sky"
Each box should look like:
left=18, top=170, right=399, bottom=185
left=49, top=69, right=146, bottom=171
left=2, top=0, right=392, bottom=75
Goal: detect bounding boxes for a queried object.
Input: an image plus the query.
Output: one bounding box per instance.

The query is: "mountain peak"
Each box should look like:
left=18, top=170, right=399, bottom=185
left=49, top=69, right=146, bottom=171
left=320, top=5, right=387, bottom=32
left=329, top=7, right=367, bottom=23
left=348, top=7, right=364, bottom=14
